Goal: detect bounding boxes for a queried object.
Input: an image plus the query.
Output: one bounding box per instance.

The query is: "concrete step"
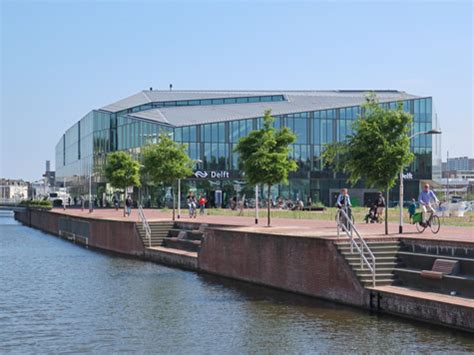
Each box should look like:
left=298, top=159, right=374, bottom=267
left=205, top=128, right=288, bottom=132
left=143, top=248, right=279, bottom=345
left=341, top=251, right=398, bottom=258
left=168, top=229, right=204, bottom=240
left=336, top=241, right=400, bottom=248
left=358, top=273, right=395, bottom=280
left=162, top=237, right=201, bottom=252
left=355, top=267, right=395, bottom=274
left=337, top=246, right=400, bottom=253
left=362, top=279, right=397, bottom=286
left=347, top=255, right=398, bottom=263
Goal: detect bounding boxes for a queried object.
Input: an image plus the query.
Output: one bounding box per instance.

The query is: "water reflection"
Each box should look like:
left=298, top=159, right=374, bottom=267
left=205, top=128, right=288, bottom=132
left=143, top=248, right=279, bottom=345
left=0, top=211, right=473, bottom=353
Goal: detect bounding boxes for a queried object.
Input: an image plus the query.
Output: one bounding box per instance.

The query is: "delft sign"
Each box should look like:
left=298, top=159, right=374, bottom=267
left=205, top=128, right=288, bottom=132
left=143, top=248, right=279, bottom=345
left=193, top=170, right=231, bottom=179
left=402, top=172, right=413, bottom=180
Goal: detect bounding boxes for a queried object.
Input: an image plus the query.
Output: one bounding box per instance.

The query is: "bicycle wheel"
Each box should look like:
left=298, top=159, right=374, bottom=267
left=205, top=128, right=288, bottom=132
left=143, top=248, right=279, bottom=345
left=415, top=222, right=426, bottom=233
left=430, top=215, right=440, bottom=234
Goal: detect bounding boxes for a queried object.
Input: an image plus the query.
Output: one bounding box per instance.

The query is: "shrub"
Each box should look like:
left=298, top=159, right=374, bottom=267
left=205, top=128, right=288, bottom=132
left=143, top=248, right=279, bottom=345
left=19, top=200, right=52, bottom=210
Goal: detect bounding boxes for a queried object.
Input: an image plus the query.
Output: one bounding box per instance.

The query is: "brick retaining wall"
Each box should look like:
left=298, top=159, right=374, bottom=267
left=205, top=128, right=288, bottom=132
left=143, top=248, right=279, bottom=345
left=198, top=227, right=368, bottom=307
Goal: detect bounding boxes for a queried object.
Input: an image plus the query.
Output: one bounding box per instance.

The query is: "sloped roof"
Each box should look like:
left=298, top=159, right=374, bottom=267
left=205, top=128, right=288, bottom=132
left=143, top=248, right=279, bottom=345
left=122, top=90, right=419, bottom=126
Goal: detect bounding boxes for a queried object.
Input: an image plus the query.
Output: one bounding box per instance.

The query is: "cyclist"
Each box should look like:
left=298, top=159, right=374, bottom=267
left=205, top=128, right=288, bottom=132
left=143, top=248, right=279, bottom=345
left=418, top=183, right=439, bottom=226
left=336, top=188, right=352, bottom=226
left=187, top=192, right=197, bottom=218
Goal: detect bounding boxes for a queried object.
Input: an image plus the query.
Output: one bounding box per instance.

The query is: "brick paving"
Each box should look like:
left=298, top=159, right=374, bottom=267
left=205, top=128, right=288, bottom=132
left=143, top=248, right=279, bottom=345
left=52, top=207, right=473, bottom=244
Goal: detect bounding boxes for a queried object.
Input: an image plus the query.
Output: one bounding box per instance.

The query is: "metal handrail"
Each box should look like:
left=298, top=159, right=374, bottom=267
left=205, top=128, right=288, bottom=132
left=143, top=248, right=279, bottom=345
left=336, top=208, right=376, bottom=287
left=138, top=204, right=152, bottom=248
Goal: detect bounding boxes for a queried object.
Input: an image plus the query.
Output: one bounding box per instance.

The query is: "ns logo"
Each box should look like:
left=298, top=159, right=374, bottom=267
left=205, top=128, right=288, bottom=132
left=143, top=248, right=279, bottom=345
left=194, top=171, right=208, bottom=178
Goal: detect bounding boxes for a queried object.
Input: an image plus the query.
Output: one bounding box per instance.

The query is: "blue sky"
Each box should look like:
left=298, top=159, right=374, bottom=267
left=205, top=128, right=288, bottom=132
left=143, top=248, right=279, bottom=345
left=1, top=0, right=472, bottom=181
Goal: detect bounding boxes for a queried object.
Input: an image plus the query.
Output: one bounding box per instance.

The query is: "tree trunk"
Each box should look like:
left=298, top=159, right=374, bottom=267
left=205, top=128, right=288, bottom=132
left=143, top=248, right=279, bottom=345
left=172, top=184, right=176, bottom=221
left=385, top=187, right=389, bottom=235
left=267, top=184, right=271, bottom=227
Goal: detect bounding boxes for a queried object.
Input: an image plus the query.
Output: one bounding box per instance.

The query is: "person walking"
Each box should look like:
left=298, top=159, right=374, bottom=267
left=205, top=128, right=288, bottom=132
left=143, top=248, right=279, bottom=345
left=125, top=195, right=133, bottom=216
left=199, top=194, right=206, bottom=216
left=80, top=195, right=85, bottom=211
left=418, top=183, right=439, bottom=225
left=375, top=191, right=386, bottom=223
left=408, top=198, right=417, bottom=221
left=113, top=193, right=119, bottom=211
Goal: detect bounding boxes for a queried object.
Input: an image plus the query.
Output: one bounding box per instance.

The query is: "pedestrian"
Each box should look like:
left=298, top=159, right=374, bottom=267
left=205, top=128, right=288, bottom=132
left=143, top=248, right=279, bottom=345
left=80, top=195, right=85, bottom=211
left=408, top=198, right=417, bottom=221
left=375, top=191, right=386, bottom=223
left=113, top=193, right=119, bottom=211
left=199, top=194, right=206, bottom=215
left=125, top=195, right=133, bottom=216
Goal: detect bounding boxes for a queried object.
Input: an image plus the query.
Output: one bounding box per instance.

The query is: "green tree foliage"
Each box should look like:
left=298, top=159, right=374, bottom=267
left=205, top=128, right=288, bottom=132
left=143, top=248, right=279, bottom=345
left=322, top=93, right=414, bottom=234
left=142, top=133, right=193, bottom=220
left=104, top=151, right=141, bottom=216
left=235, top=110, right=297, bottom=226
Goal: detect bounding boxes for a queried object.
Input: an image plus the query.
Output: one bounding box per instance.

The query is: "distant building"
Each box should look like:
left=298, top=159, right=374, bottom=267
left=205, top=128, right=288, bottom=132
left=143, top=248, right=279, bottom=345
left=0, top=179, right=28, bottom=201
left=442, top=156, right=474, bottom=179
left=43, top=160, right=56, bottom=187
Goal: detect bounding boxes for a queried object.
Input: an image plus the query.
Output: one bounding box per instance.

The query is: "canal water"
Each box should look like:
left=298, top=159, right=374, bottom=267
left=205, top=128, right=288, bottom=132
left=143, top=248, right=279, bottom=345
left=1, top=211, right=473, bottom=354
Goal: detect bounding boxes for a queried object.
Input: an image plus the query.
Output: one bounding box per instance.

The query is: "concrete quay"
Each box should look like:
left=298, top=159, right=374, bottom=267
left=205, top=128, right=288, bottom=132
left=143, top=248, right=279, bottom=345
left=14, top=208, right=474, bottom=333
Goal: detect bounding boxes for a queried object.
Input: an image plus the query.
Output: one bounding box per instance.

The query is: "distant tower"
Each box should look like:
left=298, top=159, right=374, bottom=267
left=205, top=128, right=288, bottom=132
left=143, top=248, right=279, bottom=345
left=169, top=83, right=173, bottom=91
left=46, top=160, right=51, bottom=172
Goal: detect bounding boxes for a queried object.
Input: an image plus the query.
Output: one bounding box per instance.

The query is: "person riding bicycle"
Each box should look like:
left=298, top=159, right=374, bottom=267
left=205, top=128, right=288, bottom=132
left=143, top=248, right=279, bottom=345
left=187, top=192, right=197, bottom=218
left=418, top=183, right=439, bottom=226
left=336, top=188, right=352, bottom=225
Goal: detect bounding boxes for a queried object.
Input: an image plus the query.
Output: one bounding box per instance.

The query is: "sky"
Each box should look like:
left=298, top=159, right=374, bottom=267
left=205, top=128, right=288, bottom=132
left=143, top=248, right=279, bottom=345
left=1, top=0, right=472, bottom=181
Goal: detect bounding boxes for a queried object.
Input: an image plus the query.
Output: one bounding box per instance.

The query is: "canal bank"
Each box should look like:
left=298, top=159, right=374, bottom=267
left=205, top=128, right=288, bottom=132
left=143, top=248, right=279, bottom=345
left=14, top=208, right=474, bottom=333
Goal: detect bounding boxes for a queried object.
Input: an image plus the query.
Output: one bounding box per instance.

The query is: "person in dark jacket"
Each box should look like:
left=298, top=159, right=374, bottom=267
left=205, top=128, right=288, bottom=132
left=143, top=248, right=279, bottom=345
left=375, top=192, right=386, bottom=223
left=125, top=195, right=133, bottom=216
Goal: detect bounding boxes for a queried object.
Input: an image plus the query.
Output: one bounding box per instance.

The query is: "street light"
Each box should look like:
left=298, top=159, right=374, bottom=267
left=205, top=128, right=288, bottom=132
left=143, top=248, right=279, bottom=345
left=399, top=129, right=442, bottom=233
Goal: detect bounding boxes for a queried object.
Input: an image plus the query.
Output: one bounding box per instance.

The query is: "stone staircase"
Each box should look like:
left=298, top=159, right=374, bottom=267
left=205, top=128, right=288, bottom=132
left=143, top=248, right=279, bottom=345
left=394, top=240, right=474, bottom=298
left=136, top=221, right=175, bottom=247
left=161, top=225, right=203, bottom=252
left=336, top=240, right=402, bottom=287
left=136, top=221, right=204, bottom=253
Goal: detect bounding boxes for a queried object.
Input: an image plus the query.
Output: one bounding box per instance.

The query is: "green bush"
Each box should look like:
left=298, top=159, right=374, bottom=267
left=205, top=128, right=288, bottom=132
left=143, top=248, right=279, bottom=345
left=19, top=200, right=52, bottom=210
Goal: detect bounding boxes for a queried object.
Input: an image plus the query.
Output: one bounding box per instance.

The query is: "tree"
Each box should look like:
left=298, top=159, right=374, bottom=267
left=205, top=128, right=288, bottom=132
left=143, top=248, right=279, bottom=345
left=322, top=93, right=414, bottom=234
left=235, top=110, right=297, bottom=226
left=142, top=133, right=193, bottom=221
left=104, top=151, right=141, bottom=216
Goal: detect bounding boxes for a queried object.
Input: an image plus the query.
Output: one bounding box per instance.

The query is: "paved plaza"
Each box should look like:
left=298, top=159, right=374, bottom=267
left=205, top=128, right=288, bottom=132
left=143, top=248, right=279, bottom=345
left=52, top=207, right=473, bottom=244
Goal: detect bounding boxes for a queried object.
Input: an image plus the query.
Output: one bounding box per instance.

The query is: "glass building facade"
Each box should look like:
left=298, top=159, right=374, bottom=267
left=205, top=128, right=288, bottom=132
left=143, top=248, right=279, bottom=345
left=55, top=90, right=441, bottom=207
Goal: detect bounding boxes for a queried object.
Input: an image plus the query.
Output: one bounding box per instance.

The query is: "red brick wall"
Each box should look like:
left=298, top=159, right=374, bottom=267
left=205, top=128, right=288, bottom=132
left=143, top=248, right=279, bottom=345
left=198, top=228, right=367, bottom=306
left=15, top=210, right=144, bottom=256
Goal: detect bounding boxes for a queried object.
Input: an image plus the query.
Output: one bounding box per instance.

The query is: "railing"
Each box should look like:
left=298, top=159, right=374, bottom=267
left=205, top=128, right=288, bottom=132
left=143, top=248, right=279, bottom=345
left=138, top=204, right=152, bottom=248
left=336, top=208, right=376, bottom=287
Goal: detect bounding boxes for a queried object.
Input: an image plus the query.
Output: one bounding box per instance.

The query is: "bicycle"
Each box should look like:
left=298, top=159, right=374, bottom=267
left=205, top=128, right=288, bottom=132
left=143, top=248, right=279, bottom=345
left=414, top=205, right=440, bottom=234
left=335, top=206, right=355, bottom=229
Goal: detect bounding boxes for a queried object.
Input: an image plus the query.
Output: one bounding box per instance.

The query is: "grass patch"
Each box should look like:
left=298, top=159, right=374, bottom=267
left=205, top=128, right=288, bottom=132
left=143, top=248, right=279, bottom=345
left=205, top=207, right=474, bottom=227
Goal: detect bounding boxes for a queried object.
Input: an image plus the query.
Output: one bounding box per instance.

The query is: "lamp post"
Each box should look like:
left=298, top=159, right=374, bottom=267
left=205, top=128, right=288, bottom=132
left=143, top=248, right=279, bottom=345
left=399, top=129, right=441, bottom=233
left=255, top=184, right=259, bottom=224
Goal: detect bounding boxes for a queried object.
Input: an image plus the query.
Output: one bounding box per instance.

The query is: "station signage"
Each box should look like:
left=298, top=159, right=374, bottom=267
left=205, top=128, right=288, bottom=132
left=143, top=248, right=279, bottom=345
left=193, top=170, right=231, bottom=179
left=402, top=172, right=413, bottom=180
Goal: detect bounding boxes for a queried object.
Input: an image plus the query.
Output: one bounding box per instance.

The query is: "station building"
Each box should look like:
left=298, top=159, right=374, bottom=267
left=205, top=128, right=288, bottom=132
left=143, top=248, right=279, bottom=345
left=55, top=90, right=441, bottom=207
